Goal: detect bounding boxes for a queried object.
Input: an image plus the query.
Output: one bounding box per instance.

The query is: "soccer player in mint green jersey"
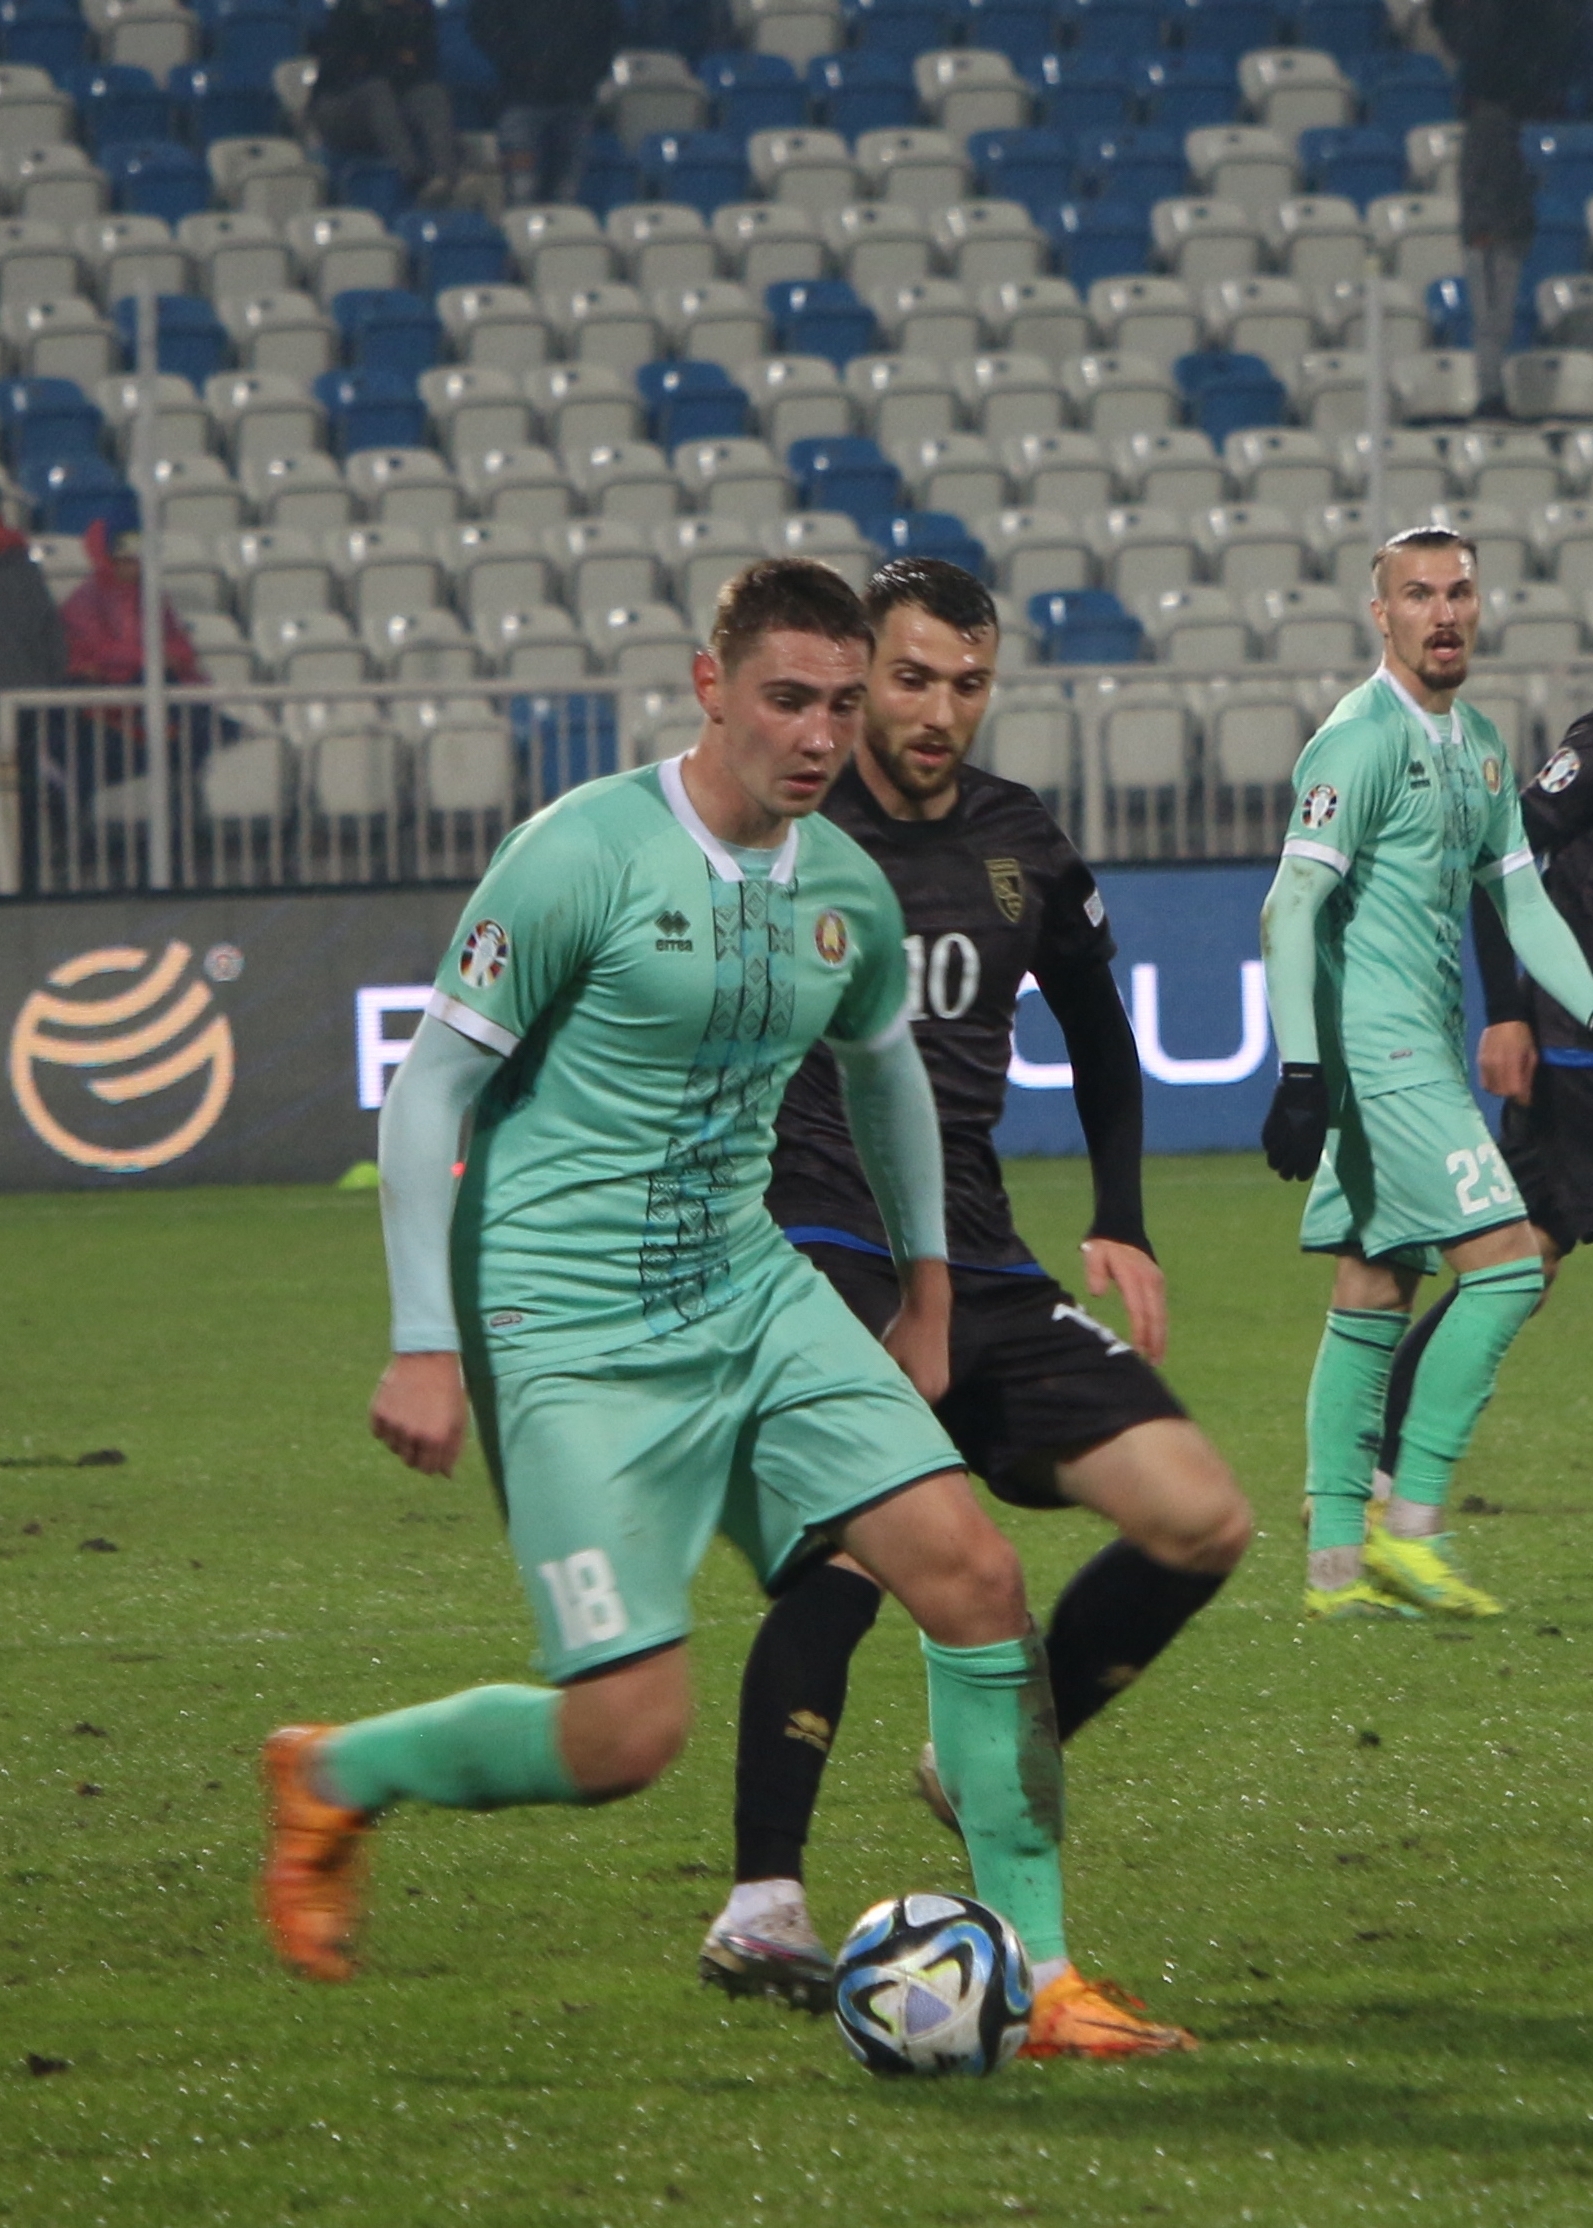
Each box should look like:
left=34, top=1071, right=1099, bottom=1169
left=259, top=559, right=1077, bottom=2048
left=1260, top=526, right=1593, bottom=1622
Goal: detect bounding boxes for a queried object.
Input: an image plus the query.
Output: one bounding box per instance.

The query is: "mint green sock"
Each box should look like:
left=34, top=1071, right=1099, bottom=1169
left=1393, top=1259, right=1544, bottom=1508
left=922, top=1630, right=1065, bottom=1965
left=1305, top=1308, right=1408, bottom=1550
left=319, top=1683, right=583, bottom=1814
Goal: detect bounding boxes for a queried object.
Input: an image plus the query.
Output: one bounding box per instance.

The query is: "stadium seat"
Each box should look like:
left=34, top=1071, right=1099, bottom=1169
left=653, top=279, right=767, bottom=371
left=966, top=127, right=1072, bottom=221
left=584, top=598, right=693, bottom=680
left=933, top=199, right=1043, bottom=287
left=760, top=503, right=874, bottom=587
left=1506, top=349, right=1593, bottom=423
left=1295, top=347, right=1381, bottom=435
left=636, top=130, right=749, bottom=220
left=979, top=274, right=1088, bottom=364
left=0, top=372, right=99, bottom=470
left=637, top=358, right=750, bottom=448
left=952, top=347, right=1061, bottom=438
left=846, top=352, right=956, bottom=444
left=1391, top=347, right=1475, bottom=424
left=823, top=202, right=931, bottom=292
left=242, top=447, right=350, bottom=529
left=957, top=0, right=1055, bottom=66
left=1247, top=580, right=1361, bottom=666
left=1368, top=191, right=1461, bottom=296
left=1064, top=349, right=1177, bottom=435
left=607, top=202, right=716, bottom=293
left=314, top=372, right=425, bottom=460
left=870, top=275, right=979, bottom=358
left=673, top=432, right=790, bottom=519
left=1026, top=53, right=1135, bottom=135
left=437, top=282, right=550, bottom=371
left=1428, top=496, right=1528, bottom=589
left=1086, top=501, right=1197, bottom=601
left=438, top=517, right=549, bottom=626
left=102, top=139, right=209, bottom=226
left=526, top=360, right=641, bottom=452
left=329, top=520, right=440, bottom=625
left=1193, top=499, right=1305, bottom=591
left=419, top=362, right=529, bottom=465
left=1166, top=0, right=1282, bottom=57
left=211, top=0, right=300, bottom=86
left=219, top=524, right=334, bottom=622
left=1173, top=348, right=1285, bottom=441
left=788, top=431, right=900, bottom=522
left=740, top=351, right=852, bottom=446
left=700, top=51, right=806, bottom=137
left=1003, top=425, right=1114, bottom=506
left=396, top=208, right=508, bottom=293
left=1029, top=585, right=1143, bottom=662
left=1133, top=54, right=1236, bottom=134
left=218, top=287, right=335, bottom=378
left=180, top=209, right=288, bottom=301
left=0, top=3, right=90, bottom=79
left=1336, top=426, right=1452, bottom=512
left=254, top=610, right=368, bottom=687
left=1114, top=425, right=1223, bottom=508
left=1073, top=125, right=1186, bottom=206
left=573, top=130, right=640, bottom=219
left=1186, top=125, right=1295, bottom=220
left=978, top=503, right=1090, bottom=595
left=1140, top=582, right=1247, bottom=668
left=1268, top=193, right=1365, bottom=290
left=914, top=46, right=1031, bottom=139
left=1316, top=272, right=1422, bottom=356
left=597, top=51, right=708, bottom=152
left=208, top=133, right=323, bottom=223
left=1224, top=424, right=1335, bottom=508
left=1202, top=275, right=1313, bottom=375
left=748, top=127, right=858, bottom=215
left=1449, top=426, right=1561, bottom=509
left=65, top=66, right=169, bottom=153
left=23, top=452, right=138, bottom=533
left=477, top=602, right=591, bottom=683
left=546, top=281, right=660, bottom=376
left=1357, top=52, right=1454, bottom=136
left=502, top=204, right=614, bottom=295
left=765, top=277, right=877, bottom=368
left=288, top=207, right=402, bottom=303
left=1056, top=0, right=1162, bottom=50
left=713, top=201, right=825, bottom=289
left=458, top=442, right=573, bottom=527
left=1046, top=199, right=1151, bottom=290
left=658, top=512, right=763, bottom=621
left=805, top=51, right=916, bottom=137
left=1090, top=274, right=1198, bottom=370
left=1532, top=500, right=1593, bottom=599
left=332, top=287, right=442, bottom=378
left=110, top=292, right=226, bottom=383
left=1239, top=48, right=1353, bottom=143
left=545, top=514, right=661, bottom=617
left=150, top=448, right=243, bottom=531
left=844, top=0, right=957, bottom=58
left=78, top=213, right=188, bottom=304
left=1296, top=125, right=1403, bottom=209
left=101, top=0, right=199, bottom=79
left=208, top=365, right=324, bottom=461
left=865, top=508, right=989, bottom=573
left=566, top=436, right=680, bottom=523
left=0, top=219, right=82, bottom=305
left=169, top=66, right=279, bottom=148
left=343, top=446, right=460, bottom=527
left=0, top=144, right=107, bottom=228
left=2, top=295, right=115, bottom=383
left=855, top=126, right=968, bottom=211
left=1150, top=197, right=1260, bottom=286
left=1482, top=580, right=1582, bottom=662
left=893, top=428, right=1007, bottom=513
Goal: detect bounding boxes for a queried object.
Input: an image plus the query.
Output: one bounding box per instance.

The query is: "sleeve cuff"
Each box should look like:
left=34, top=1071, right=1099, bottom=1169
left=1281, top=836, right=1350, bottom=875
left=427, top=987, right=519, bottom=1057
left=1474, top=846, right=1534, bottom=885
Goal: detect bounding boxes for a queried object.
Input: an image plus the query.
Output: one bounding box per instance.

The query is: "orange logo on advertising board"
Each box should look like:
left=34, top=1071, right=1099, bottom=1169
left=8, top=941, right=235, bottom=1172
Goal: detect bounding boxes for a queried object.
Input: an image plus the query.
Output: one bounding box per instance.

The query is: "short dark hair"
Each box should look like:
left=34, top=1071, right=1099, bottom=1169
left=863, top=556, right=999, bottom=638
left=710, top=557, right=873, bottom=673
left=1372, top=526, right=1479, bottom=598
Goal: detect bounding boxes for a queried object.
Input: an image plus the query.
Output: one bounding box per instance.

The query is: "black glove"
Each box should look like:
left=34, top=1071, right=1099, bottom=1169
left=1262, top=1064, right=1329, bottom=1180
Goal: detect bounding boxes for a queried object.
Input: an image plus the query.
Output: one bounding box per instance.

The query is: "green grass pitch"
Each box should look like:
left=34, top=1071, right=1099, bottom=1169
left=3, top=1157, right=1593, bottom=2228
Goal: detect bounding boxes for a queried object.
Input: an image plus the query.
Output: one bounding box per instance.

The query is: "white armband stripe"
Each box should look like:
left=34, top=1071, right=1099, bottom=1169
left=827, top=1003, right=912, bottom=1059
left=1281, top=836, right=1350, bottom=875
left=1475, top=846, right=1534, bottom=884
left=427, top=988, right=519, bottom=1058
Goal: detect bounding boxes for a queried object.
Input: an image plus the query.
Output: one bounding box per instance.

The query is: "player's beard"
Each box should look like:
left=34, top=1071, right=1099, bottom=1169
left=865, top=724, right=965, bottom=805
left=1413, top=632, right=1469, bottom=694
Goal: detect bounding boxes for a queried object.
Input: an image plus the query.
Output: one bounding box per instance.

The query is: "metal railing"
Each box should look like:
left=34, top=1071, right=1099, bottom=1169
left=2, top=658, right=1587, bottom=898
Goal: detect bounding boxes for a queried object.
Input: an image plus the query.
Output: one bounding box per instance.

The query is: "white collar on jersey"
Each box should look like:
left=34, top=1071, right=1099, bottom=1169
left=658, top=753, right=800, bottom=885
left=1376, top=663, right=1461, bottom=752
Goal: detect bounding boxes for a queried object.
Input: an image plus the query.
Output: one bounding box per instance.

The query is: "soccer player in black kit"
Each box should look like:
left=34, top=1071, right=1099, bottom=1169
left=699, top=558, right=1251, bottom=2057
left=1375, top=714, right=1593, bottom=1495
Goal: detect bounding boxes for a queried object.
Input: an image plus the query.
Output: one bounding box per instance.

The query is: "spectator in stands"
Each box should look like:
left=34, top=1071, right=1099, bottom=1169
left=61, top=522, right=203, bottom=688
left=309, top=0, right=458, bottom=208
left=468, top=0, right=620, bottom=205
left=0, top=525, right=66, bottom=690
left=1433, top=0, right=1581, bottom=416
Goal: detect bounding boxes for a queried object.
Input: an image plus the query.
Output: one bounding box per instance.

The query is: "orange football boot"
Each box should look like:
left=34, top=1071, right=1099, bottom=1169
left=260, top=1724, right=371, bottom=1982
left=1020, top=1966, right=1197, bottom=2058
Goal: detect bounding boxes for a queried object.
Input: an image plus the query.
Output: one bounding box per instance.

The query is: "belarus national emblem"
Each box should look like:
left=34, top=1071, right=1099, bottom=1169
left=1302, top=783, right=1338, bottom=829
left=461, top=918, right=509, bottom=987
left=814, top=909, right=849, bottom=966
left=1482, top=756, right=1503, bottom=795
left=984, top=856, right=1025, bottom=924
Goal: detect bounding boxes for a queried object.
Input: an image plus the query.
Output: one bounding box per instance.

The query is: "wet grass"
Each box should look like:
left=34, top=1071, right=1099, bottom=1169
left=2, top=1161, right=1591, bottom=2226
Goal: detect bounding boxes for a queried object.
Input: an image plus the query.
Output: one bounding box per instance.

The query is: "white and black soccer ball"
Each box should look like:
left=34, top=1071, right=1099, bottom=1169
left=833, top=1893, right=1033, bottom=2077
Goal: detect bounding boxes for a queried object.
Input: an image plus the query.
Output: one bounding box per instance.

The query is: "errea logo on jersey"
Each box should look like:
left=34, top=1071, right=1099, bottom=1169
left=655, top=909, right=693, bottom=951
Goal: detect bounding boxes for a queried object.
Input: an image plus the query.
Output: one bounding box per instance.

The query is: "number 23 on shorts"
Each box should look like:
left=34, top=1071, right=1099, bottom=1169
left=1447, top=1141, right=1517, bottom=1217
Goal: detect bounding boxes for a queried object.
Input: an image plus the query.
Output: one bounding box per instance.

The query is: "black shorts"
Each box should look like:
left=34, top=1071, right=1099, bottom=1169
left=798, top=1243, right=1187, bottom=1509
left=1499, top=1061, right=1593, bottom=1258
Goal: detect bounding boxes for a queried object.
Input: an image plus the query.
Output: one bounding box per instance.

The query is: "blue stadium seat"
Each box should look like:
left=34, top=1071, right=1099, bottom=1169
left=396, top=209, right=509, bottom=291
left=212, top=0, right=301, bottom=85
left=1425, top=274, right=1536, bottom=353
left=843, top=0, right=958, bottom=55
left=967, top=127, right=1074, bottom=218
left=513, top=689, right=619, bottom=798
left=1029, top=586, right=1142, bottom=662
left=806, top=52, right=918, bottom=137
left=333, top=157, right=409, bottom=222
left=332, top=288, right=443, bottom=377
left=0, top=376, right=100, bottom=472
left=700, top=52, right=806, bottom=136
left=102, top=140, right=210, bottom=225
left=955, top=0, right=1057, bottom=66
left=1522, top=196, right=1589, bottom=295
left=637, top=131, right=749, bottom=219
left=112, top=295, right=227, bottom=382
left=1132, top=53, right=1237, bottom=130
left=1293, top=0, right=1389, bottom=65
left=576, top=132, right=640, bottom=218
left=1046, top=196, right=1150, bottom=286
left=788, top=434, right=901, bottom=523
left=1073, top=125, right=1186, bottom=204
left=1355, top=53, right=1454, bottom=134
left=863, top=510, right=990, bottom=574
left=1296, top=125, right=1403, bottom=207
left=1164, top=0, right=1282, bottom=56
left=1521, top=124, right=1593, bottom=207
left=23, top=455, right=138, bottom=536
left=0, top=0, right=89, bottom=76
left=636, top=360, right=751, bottom=448
left=1023, top=53, right=1133, bottom=134
left=1055, top=0, right=1164, bottom=52
left=1174, top=348, right=1284, bottom=441
left=313, top=370, right=425, bottom=456
left=169, top=66, right=280, bottom=145
left=65, top=67, right=171, bottom=151
left=766, top=279, right=878, bottom=368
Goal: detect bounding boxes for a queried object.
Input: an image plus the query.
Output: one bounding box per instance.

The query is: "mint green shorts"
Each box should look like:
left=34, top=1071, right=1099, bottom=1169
left=1300, top=1077, right=1528, bottom=1274
left=466, top=1251, right=961, bottom=1683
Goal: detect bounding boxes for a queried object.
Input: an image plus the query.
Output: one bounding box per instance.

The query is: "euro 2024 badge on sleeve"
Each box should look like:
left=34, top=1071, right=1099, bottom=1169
left=1302, top=783, right=1338, bottom=830
left=1540, top=746, right=1581, bottom=795
left=461, top=919, right=510, bottom=988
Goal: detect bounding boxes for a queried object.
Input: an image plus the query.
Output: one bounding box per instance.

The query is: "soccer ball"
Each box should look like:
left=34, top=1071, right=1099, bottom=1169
left=832, top=1892, right=1033, bottom=2077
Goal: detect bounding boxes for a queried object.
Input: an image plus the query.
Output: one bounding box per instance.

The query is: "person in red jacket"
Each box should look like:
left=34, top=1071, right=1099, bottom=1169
left=60, top=522, right=202, bottom=687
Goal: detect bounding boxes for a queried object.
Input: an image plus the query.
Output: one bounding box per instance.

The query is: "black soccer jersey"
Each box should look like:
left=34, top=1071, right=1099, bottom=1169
left=768, top=759, right=1145, bottom=1271
left=1475, top=718, right=1593, bottom=1054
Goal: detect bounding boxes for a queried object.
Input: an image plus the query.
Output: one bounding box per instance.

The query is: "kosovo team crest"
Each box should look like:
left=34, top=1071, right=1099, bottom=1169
left=984, top=856, right=1025, bottom=924
left=814, top=909, right=849, bottom=966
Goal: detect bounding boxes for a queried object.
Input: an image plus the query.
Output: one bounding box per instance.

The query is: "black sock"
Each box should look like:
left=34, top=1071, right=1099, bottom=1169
left=732, top=1561, right=881, bottom=1883
left=1376, top=1283, right=1460, bottom=1476
left=1045, top=1540, right=1227, bottom=1743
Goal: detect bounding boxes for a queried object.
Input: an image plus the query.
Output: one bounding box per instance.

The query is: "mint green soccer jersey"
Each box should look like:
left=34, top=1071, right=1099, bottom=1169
left=429, top=757, right=910, bottom=1373
left=1281, top=669, right=1531, bottom=1099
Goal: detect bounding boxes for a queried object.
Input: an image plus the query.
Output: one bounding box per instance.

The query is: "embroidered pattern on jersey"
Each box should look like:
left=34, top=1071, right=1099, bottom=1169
left=639, top=873, right=797, bottom=1326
